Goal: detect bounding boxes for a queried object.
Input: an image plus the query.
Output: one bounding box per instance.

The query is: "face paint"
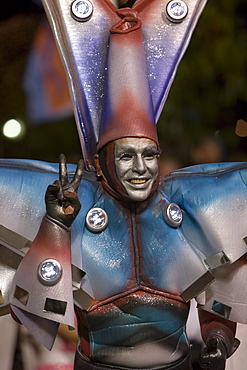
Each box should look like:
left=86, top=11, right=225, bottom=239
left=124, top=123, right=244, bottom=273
left=114, top=138, right=159, bottom=201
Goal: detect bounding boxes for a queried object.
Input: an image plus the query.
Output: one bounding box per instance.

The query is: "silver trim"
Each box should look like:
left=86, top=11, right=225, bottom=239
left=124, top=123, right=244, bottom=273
left=164, top=203, right=183, bottom=227
left=71, top=0, right=93, bottom=21
left=166, top=1, right=188, bottom=23
left=38, top=259, right=63, bottom=285
left=86, top=207, right=108, bottom=232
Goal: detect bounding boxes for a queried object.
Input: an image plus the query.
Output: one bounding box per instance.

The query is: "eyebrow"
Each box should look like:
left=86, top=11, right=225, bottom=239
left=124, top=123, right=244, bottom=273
left=116, top=144, right=157, bottom=152
left=143, top=148, right=160, bottom=154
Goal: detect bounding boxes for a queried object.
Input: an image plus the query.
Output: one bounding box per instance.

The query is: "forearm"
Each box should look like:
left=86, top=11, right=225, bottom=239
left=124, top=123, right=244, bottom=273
left=10, top=215, right=73, bottom=323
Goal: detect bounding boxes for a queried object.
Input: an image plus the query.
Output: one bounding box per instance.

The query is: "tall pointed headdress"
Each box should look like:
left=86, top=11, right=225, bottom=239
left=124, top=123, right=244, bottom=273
left=41, top=0, right=208, bottom=170
left=98, top=8, right=159, bottom=151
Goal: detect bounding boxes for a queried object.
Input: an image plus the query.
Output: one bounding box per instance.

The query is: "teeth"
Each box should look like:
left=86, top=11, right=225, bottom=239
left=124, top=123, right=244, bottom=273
left=130, top=179, right=147, bottom=184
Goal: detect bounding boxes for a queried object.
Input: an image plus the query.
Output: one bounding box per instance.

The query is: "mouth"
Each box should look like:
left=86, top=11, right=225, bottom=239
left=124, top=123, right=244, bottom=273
left=128, top=179, right=149, bottom=185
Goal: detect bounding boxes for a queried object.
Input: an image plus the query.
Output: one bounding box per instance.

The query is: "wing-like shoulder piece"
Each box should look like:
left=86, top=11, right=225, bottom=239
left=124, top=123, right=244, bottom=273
left=162, top=162, right=247, bottom=323
left=0, top=159, right=60, bottom=240
left=0, top=159, right=96, bottom=348
left=163, top=162, right=247, bottom=263
left=196, top=255, right=247, bottom=324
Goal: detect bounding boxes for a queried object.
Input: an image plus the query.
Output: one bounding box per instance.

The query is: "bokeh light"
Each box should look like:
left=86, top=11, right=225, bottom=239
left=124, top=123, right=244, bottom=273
left=3, top=119, right=25, bottom=140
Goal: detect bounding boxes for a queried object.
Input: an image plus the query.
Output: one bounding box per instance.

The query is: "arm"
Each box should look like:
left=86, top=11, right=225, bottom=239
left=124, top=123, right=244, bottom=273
left=198, top=308, right=239, bottom=370
left=9, top=155, right=84, bottom=349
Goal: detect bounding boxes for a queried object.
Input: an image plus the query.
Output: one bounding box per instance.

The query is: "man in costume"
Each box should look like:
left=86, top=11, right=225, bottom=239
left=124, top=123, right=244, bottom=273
left=41, top=137, right=238, bottom=370
left=1, top=1, right=247, bottom=369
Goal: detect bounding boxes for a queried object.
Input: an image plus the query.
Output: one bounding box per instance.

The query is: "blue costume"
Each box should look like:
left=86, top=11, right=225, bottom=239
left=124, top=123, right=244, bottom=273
left=0, top=159, right=246, bottom=368
left=0, top=1, right=245, bottom=369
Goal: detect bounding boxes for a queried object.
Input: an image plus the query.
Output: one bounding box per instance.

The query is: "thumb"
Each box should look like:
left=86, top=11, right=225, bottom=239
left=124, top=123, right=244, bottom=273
left=207, top=337, right=218, bottom=352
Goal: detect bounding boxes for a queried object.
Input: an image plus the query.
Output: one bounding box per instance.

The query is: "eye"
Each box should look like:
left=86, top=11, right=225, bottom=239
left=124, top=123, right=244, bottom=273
left=119, top=153, right=133, bottom=161
left=143, top=151, right=160, bottom=160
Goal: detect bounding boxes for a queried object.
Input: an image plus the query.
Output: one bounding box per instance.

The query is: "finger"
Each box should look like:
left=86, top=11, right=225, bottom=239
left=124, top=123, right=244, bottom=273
left=63, top=190, right=79, bottom=203
left=68, top=158, right=84, bottom=192
left=53, top=180, right=65, bottom=202
left=59, top=153, right=68, bottom=187
left=62, top=193, right=78, bottom=215
left=63, top=191, right=81, bottom=214
left=45, top=184, right=60, bottom=202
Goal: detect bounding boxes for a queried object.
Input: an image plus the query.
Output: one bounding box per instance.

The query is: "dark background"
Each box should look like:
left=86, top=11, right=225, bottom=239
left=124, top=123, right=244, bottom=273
left=0, top=0, right=247, bottom=168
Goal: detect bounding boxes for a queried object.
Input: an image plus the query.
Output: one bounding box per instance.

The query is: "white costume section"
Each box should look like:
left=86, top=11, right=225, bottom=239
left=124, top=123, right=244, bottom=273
left=226, top=324, right=247, bottom=370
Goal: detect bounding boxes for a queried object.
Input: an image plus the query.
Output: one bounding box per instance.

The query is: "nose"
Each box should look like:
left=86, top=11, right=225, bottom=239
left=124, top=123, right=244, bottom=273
left=133, top=155, right=146, bottom=174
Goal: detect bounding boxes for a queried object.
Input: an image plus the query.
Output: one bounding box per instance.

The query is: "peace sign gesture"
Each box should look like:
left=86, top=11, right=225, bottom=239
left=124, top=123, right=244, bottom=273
left=45, top=154, right=84, bottom=228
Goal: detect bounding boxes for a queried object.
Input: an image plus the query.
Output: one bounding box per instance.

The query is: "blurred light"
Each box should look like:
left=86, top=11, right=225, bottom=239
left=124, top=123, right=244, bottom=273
left=3, top=119, right=26, bottom=140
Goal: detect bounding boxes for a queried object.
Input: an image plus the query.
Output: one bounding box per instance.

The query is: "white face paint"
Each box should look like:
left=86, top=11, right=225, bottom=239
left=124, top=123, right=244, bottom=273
left=114, top=138, right=159, bottom=201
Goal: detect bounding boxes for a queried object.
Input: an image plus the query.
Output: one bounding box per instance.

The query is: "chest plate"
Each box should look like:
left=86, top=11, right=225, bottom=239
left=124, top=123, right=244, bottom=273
left=79, top=189, right=207, bottom=302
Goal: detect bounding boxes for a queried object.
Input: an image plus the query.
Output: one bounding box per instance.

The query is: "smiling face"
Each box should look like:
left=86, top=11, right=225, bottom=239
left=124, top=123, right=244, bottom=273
left=114, top=137, right=159, bottom=201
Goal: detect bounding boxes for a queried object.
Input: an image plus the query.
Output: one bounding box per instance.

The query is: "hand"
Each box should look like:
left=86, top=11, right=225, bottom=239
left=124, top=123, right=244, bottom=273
left=199, top=337, right=227, bottom=370
left=45, top=154, right=84, bottom=228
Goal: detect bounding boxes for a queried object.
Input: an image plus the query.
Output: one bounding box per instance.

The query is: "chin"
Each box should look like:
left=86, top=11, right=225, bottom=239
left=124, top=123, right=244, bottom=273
left=127, top=190, right=150, bottom=202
